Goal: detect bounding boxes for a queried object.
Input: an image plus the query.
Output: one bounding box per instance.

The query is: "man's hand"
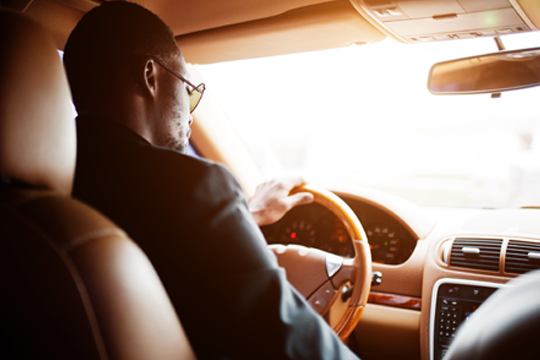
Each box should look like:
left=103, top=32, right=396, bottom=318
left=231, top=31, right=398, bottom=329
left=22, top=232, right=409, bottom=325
left=249, top=176, right=314, bottom=226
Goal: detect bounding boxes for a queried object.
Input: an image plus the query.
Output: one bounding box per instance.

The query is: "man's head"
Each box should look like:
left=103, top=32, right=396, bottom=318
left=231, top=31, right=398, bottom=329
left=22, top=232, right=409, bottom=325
left=64, top=1, right=195, bottom=152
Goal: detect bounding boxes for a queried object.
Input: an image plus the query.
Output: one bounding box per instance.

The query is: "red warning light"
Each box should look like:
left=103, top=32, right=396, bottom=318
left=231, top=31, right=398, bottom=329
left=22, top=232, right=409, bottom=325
left=291, top=232, right=297, bottom=239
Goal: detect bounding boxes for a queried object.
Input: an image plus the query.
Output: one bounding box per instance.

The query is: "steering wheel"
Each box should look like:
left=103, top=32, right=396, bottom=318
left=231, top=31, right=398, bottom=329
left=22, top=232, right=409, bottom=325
left=268, top=184, right=372, bottom=340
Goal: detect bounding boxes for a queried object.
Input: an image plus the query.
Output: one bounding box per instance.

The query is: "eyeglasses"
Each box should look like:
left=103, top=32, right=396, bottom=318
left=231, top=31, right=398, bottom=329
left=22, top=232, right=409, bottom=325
left=151, top=56, right=206, bottom=113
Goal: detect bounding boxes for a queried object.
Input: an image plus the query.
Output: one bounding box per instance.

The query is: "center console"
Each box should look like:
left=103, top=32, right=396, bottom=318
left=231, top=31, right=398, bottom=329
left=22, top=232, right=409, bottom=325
left=429, top=278, right=504, bottom=360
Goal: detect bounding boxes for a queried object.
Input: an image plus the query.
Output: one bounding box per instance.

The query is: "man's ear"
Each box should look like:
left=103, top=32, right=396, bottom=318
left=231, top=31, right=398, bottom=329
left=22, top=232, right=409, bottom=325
left=134, top=58, right=157, bottom=97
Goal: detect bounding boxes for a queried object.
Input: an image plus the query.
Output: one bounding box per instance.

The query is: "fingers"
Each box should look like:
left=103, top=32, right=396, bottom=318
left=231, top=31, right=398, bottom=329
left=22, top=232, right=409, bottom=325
left=284, top=175, right=308, bottom=189
left=249, top=176, right=313, bottom=226
left=285, top=192, right=314, bottom=208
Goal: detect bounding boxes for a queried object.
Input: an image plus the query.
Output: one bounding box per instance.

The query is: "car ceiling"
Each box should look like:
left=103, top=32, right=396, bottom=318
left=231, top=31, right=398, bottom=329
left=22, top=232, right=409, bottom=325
left=5, top=0, right=540, bottom=64
left=14, top=0, right=386, bottom=63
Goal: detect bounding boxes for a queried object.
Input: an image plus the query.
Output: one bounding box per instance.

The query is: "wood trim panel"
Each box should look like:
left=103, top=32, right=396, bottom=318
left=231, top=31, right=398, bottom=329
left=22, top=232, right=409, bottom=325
left=368, top=291, right=421, bottom=310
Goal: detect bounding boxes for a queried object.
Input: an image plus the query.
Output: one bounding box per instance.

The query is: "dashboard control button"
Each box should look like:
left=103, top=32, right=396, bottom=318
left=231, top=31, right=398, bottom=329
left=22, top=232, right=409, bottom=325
left=307, top=280, right=336, bottom=313
left=447, top=286, right=461, bottom=295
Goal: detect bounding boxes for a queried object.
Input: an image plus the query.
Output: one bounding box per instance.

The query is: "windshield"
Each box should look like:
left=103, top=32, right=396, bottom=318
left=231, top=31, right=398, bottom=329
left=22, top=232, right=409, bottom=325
left=196, top=32, right=540, bottom=209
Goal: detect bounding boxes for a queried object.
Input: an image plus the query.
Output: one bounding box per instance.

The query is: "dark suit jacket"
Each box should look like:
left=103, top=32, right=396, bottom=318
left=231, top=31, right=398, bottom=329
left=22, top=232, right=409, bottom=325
left=73, top=115, right=360, bottom=360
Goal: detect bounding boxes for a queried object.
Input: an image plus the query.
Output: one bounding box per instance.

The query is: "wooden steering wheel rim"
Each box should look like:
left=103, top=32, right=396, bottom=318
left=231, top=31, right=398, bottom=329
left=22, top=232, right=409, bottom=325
left=291, top=184, right=372, bottom=340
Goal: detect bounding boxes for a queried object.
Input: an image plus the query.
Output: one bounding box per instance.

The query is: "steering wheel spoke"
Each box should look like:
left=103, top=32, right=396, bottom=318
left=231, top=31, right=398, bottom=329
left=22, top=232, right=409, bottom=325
left=268, top=244, right=333, bottom=298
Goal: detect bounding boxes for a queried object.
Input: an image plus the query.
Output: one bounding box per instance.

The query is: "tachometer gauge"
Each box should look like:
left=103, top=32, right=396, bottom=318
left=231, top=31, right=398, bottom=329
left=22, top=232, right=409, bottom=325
left=278, top=218, right=318, bottom=247
left=316, top=213, right=354, bottom=258
left=324, top=216, right=354, bottom=257
left=365, top=222, right=403, bottom=264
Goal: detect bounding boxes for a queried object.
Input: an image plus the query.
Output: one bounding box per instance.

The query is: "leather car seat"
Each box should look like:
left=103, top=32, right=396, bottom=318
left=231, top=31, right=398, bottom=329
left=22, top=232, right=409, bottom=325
left=0, top=9, right=197, bottom=360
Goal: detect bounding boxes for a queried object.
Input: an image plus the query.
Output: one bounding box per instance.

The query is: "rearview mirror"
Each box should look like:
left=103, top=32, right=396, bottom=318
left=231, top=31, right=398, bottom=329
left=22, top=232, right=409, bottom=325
left=428, top=47, right=540, bottom=95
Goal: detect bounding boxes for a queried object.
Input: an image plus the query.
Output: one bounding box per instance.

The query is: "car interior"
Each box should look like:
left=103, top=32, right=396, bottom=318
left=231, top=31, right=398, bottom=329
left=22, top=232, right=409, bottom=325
left=1, top=0, right=540, bottom=359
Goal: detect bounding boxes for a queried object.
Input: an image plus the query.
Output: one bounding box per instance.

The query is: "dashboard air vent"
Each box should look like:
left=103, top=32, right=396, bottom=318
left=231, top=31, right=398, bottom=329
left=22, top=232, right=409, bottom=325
left=505, top=240, right=540, bottom=274
left=450, top=238, right=502, bottom=272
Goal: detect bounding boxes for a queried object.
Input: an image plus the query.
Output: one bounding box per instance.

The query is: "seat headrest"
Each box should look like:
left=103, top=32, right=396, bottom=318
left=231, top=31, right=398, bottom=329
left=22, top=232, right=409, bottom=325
left=0, top=10, right=76, bottom=196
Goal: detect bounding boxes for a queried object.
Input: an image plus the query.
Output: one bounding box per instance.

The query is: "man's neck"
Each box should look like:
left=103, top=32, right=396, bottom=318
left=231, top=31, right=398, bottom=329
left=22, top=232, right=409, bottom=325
left=85, top=96, right=158, bottom=146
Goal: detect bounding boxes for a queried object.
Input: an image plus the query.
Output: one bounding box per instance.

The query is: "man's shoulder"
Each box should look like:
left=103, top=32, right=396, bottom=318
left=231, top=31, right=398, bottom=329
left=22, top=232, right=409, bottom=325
left=126, top=145, right=242, bottom=208
left=143, top=143, right=232, bottom=181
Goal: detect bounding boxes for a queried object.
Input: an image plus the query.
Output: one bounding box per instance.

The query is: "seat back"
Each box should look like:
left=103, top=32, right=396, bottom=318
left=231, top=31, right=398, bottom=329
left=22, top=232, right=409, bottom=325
left=0, top=9, right=196, bottom=360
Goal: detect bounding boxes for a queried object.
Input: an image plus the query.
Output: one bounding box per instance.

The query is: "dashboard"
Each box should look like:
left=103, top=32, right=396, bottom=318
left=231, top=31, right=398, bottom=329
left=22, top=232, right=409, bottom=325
left=261, top=194, right=418, bottom=265
left=260, top=188, right=540, bottom=360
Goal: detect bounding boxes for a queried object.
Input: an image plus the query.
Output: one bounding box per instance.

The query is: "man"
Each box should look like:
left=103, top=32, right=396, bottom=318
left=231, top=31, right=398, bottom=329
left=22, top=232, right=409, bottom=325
left=63, top=2, right=360, bottom=359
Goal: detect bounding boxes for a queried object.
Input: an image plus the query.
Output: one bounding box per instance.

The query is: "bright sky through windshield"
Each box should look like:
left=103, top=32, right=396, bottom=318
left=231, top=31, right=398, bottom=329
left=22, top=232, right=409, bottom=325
left=197, top=33, right=540, bottom=208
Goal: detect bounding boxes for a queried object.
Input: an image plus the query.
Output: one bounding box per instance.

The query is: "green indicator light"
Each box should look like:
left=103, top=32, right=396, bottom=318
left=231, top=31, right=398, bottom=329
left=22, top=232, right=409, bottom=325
left=384, top=241, right=388, bottom=247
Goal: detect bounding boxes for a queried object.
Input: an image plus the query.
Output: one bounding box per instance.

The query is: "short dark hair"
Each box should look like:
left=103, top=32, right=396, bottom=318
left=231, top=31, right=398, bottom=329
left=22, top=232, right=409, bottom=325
left=63, top=1, right=180, bottom=113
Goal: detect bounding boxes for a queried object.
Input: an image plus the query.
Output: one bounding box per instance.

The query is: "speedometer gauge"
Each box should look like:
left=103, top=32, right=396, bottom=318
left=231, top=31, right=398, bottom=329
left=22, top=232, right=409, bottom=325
left=366, top=222, right=403, bottom=264
left=278, top=218, right=318, bottom=247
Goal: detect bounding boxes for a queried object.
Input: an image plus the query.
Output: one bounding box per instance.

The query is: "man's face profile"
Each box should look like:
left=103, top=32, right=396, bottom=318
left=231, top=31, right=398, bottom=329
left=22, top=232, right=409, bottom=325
left=153, top=52, right=194, bottom=153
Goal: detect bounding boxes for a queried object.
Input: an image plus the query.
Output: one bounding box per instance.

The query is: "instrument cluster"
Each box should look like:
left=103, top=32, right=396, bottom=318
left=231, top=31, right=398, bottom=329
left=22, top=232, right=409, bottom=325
left=261, top=197, right=417, bottom=265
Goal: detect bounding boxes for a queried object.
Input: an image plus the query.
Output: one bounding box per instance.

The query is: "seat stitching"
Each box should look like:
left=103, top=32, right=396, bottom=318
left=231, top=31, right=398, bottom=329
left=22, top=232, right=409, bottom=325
left=66, top=228, right=128, bottom=252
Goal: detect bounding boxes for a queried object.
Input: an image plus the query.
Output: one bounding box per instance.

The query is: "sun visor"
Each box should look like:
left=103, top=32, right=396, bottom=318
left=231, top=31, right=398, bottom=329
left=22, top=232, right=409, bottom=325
left=177, top=0, right=385, bottom=64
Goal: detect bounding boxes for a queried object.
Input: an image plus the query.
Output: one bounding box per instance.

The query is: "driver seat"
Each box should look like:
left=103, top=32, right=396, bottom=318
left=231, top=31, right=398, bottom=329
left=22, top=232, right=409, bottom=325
left=0, top=9, right=196, bottom=360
